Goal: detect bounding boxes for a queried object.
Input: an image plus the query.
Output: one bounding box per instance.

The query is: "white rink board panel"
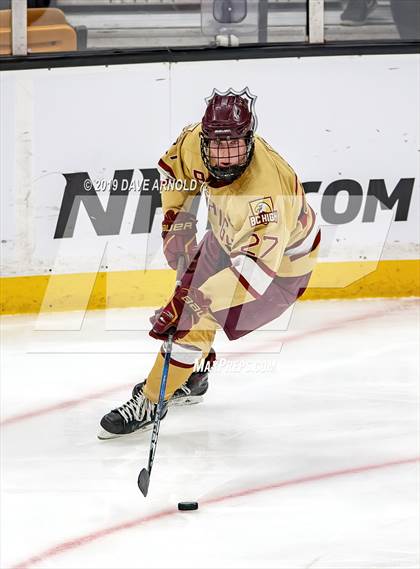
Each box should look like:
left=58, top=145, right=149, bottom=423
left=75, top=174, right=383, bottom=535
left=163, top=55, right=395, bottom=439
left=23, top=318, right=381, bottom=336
left=170, top=54, right=420, bottom=264
left=0, top=63, right=170, bottom=277
left=0, top=53, right=419, bottom=278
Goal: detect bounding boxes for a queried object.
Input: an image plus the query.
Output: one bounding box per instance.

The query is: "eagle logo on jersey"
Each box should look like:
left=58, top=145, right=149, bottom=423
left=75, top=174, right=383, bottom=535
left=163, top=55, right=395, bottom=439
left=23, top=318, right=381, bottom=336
left=249, top=197, right=278, bottom=227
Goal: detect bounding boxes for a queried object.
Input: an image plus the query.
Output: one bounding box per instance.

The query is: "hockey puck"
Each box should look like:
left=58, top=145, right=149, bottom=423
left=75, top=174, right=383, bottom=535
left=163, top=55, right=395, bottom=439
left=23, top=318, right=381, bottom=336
left=178, top=501, right=198, bottom=511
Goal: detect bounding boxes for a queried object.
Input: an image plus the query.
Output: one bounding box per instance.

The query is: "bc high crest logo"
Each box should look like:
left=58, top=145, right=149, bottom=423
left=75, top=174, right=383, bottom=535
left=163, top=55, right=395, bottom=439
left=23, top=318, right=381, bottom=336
left=248, top=197, right=278, bottom=227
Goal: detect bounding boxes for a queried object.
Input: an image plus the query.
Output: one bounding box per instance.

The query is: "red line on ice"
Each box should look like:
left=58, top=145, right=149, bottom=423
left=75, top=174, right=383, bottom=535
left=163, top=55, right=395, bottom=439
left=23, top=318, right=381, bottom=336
left=11, top=456, right=420, bottom=569
left=0, top=383, right=132, bottom=427
left=1, top=298, right=417, bottom=427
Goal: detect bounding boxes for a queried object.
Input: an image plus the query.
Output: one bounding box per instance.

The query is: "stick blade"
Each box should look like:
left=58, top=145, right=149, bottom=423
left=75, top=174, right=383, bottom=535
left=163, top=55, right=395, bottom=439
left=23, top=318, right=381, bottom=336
left=138, top=468, right=150, bottom=497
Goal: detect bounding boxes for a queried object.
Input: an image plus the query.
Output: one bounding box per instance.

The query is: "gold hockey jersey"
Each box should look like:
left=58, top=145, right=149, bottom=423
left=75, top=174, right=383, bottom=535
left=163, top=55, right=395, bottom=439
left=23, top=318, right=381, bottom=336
left=158, top=123, right=320, bottom=312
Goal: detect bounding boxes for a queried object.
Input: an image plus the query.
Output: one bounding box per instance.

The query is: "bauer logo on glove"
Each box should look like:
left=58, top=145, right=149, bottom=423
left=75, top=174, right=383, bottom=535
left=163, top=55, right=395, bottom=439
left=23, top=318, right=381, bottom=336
left=181, top=294, right=206, bottom=318
left=150, top=287, right=211, bottom=341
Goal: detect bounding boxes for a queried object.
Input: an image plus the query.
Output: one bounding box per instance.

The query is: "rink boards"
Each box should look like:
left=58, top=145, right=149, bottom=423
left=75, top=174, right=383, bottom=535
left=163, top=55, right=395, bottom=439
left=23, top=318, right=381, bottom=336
left=0, top=53, right=419, bottom=313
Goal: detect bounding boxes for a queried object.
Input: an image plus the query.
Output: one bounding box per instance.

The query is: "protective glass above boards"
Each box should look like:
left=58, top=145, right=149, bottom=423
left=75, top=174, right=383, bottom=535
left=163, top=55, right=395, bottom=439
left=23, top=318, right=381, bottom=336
left=0, top=1, right=418, bottom=58
left=325, top=0, right=420, bottom=42
left=2, top=0, right=305, bottom=55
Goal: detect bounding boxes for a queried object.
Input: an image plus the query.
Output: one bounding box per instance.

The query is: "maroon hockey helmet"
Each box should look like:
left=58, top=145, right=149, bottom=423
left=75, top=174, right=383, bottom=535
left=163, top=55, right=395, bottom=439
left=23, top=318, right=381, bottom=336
left=200, top=91, right=256, bottom=183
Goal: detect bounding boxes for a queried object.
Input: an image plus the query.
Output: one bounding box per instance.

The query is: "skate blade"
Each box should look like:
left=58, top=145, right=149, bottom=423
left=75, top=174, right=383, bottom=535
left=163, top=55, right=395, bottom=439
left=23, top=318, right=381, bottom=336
left=97, top=424, right=153, bottom=440
left=169, top=395, right=203, bottom=407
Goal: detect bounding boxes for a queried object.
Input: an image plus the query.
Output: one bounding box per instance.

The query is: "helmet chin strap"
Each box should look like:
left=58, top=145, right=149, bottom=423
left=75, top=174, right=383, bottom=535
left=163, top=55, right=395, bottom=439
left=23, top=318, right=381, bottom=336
left=209, top=163, right=246, bottom=184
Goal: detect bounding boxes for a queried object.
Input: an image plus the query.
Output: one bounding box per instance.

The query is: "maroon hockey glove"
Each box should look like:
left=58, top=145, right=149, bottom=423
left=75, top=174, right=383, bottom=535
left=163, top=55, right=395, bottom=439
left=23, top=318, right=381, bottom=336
left=149, top=286, right=211, bottom=341
left=162, top=210, right=198, bottom=270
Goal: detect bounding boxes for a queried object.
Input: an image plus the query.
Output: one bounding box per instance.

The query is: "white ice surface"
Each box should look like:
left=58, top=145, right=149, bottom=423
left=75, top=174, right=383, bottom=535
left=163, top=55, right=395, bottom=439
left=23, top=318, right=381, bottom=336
left=1, top=298, right=419, bottom=569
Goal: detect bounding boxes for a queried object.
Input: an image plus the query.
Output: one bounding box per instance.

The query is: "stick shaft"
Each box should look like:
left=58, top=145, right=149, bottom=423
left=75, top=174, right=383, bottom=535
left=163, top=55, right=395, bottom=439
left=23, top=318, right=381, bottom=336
left=146, top=332, right=172, bottom=477
left=139, top=256, right=185, bottom=495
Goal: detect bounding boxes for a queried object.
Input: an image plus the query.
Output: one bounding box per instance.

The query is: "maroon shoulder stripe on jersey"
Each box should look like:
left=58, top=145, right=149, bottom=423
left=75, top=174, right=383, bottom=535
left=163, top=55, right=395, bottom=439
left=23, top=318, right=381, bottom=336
left=285, top=205, right=316, bottom=253
left=158, top=158, right=176, bottom=179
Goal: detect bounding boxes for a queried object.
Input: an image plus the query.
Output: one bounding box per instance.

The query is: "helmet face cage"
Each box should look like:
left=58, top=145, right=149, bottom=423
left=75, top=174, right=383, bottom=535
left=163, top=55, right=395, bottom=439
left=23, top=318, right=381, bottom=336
left=200, top=132, right=254, bottom=183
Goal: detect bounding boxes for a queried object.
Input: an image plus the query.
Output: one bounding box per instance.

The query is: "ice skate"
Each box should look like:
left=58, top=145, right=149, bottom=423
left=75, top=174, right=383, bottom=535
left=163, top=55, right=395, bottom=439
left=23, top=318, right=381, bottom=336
left=98, top=383, right=168, bottom=440
left=132, top=348, right=214, bottom=407
left=133, top=369, right=209, bottom=408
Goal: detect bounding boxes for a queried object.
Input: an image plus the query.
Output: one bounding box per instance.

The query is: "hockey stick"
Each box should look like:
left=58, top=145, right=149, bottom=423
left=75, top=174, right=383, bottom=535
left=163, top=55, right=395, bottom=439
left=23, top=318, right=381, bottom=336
left=138, top=257, right=185, bottom=497
left=137, top=332, right=173, bottom=496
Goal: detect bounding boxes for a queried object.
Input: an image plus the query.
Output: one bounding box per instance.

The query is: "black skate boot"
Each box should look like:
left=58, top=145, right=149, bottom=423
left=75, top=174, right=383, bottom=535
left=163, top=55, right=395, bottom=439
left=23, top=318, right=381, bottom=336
left=170, top=367, right=210, bottom=406
left=341, top=0, right=377, bottom=25
left=133, top=348, right=216, bottom=407
left=98, top=383, right=168, bottom=440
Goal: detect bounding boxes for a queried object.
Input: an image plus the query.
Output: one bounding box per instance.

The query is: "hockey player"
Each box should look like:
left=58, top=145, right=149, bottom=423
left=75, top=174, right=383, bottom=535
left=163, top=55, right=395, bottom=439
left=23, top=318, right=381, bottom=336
left=99, top=89, right=320, bottom=439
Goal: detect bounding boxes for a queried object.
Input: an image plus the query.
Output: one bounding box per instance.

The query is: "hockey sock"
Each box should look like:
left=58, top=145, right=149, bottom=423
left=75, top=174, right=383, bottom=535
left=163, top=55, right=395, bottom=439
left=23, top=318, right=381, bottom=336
left=143, top=350, right=196, bottom=403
